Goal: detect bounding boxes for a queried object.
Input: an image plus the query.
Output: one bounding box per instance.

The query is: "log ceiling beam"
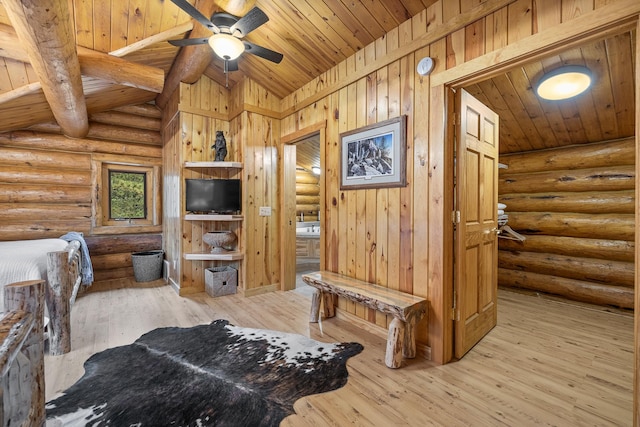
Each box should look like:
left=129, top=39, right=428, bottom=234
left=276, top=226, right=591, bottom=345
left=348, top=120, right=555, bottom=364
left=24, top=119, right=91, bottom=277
left=155, top=0, right=219, bottom=108
left=3, top=0, right=89, bottom=138
left=0, top=24, right=166, bottom=94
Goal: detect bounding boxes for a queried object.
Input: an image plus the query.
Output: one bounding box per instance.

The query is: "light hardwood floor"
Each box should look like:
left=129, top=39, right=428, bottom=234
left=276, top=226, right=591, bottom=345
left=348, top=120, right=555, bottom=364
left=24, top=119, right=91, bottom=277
left=45, top=281, right=633, bottom=426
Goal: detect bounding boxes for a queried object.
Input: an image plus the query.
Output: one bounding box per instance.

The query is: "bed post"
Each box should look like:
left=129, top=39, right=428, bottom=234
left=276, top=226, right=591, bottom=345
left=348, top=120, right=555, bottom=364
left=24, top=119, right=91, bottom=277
left=0, top=280, right=45, bottom=426
left=47, top=251, right=72, bottom=355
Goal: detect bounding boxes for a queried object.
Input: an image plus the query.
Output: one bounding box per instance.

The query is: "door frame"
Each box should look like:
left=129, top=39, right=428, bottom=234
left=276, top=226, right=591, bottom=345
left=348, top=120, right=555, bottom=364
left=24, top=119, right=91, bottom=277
left=280, top=122, right=327, bottom=291
left=429, top=6, right=639, bottom=421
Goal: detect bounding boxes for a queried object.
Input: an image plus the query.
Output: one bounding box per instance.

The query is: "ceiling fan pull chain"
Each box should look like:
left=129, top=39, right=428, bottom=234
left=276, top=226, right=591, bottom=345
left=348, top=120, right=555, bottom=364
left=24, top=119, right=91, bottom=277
left=224, top=59, right=229, bottom=87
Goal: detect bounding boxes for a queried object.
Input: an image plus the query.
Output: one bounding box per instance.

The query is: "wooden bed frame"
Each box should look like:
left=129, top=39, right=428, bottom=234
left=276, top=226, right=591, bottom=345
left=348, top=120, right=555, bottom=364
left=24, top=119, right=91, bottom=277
left=45, top=241, right=83, bottom=356
left=0, top=280, right=46, bottom=426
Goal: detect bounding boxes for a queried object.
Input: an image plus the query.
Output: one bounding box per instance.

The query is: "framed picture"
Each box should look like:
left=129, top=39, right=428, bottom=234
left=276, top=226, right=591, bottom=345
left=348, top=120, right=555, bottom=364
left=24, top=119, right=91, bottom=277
left=340, top=115, right=407, bottom=190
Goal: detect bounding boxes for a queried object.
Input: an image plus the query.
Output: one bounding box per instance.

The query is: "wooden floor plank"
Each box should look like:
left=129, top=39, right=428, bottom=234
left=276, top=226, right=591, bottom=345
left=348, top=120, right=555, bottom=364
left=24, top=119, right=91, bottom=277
left=45, top=282, right=633, bottom=426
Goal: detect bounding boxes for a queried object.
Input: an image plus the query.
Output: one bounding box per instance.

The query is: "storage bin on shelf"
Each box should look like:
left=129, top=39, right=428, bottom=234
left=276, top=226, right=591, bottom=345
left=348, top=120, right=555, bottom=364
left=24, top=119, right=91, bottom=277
left=205, top=266, right=238, bottom=297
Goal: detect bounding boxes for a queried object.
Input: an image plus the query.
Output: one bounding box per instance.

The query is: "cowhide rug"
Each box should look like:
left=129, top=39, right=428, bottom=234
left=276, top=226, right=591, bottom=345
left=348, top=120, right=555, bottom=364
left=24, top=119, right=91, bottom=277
left=46, top=319, right=363, bottom=427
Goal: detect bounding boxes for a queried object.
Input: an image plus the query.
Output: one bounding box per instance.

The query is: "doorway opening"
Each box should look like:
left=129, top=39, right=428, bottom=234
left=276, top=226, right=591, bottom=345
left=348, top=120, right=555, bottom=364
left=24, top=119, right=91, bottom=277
left=293, top=135, right=322, bottom=297
left=280, top=124, right=325, bottom=294
left=448, top=26, right=636, bottom=359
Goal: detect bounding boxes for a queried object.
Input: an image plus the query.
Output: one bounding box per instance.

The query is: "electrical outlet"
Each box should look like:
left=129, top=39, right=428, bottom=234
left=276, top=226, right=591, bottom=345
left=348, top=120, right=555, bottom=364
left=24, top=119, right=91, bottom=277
left=259, top=206, right=271, bottom=216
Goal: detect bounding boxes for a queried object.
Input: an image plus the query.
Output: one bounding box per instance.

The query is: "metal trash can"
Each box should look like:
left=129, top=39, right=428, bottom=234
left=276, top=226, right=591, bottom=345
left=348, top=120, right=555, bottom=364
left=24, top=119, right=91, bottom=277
left=131, top=250, right=164, bottom=282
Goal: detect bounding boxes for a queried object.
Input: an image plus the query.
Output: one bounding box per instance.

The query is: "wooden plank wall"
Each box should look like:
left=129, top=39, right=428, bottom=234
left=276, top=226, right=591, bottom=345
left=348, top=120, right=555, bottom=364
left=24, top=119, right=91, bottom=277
left=161, top=76, right=236, bottom=295
left=0, top=105, right=163, bottom=285
left=279, top=0, right=632, bottom=363
left=498, top=138, right=635, bottom=308
left=230, top=78, right=281, bottom=296
left=161, top=75, right=283, bottom=296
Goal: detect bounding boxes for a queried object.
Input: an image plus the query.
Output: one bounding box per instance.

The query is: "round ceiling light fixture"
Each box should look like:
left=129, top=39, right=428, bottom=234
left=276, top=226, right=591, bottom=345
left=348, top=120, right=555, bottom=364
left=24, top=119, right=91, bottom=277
left=208, top=33, right=245, bottom=60
left=535, top=65, right=592, bottom=101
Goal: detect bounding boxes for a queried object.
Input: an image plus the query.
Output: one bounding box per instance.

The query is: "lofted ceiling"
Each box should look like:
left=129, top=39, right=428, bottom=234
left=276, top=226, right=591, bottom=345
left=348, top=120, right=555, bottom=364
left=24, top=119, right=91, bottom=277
left=0, top=0, right=437, bottom=135
left=0, top=0, right=635, bottom=157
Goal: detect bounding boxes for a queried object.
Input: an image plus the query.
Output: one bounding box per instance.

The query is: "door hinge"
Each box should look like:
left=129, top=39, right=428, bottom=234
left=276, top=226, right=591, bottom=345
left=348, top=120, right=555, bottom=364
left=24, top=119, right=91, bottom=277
left=452, top=210, right=460, bottom=224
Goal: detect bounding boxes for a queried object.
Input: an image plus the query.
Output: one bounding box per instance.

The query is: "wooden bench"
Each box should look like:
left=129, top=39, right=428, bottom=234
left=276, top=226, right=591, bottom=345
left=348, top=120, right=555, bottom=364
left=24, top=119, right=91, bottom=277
left=302, top=271, right=428, bottom=369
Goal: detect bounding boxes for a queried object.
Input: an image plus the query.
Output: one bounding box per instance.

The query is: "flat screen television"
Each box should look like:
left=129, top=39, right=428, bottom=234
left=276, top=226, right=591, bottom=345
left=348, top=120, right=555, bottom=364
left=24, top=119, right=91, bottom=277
left=185, top=178, right=241, bottom=214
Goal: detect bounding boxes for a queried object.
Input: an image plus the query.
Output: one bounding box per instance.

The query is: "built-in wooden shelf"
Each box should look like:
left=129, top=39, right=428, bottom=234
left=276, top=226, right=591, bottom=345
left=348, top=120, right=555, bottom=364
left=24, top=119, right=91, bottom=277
left=184, top=214, right=243, bottom=221
left=184, top=251, right=244, bottom=261
left=184, top=161, right=243, bottom=168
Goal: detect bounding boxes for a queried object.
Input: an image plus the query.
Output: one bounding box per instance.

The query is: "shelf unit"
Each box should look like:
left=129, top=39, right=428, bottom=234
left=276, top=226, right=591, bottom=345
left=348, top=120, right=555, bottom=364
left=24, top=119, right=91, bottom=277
left=185, top=214, right=243, bottom=221
left=184, top=251, right=244, bottom=261
left=182, top=162, right=244, bottom=266
left=184, top=161, right=243, bottom=168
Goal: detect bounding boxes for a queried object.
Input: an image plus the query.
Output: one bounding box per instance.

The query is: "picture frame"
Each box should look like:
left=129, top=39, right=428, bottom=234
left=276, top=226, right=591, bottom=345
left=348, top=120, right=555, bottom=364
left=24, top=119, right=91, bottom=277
left=340, top=115, right=407, bottom=190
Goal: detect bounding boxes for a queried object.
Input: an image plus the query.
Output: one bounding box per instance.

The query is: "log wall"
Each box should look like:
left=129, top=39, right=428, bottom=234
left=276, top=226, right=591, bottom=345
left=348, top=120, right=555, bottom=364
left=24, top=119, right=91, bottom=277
left=296, top=169, right=320, bottom=221
left=0, top=103, right=163, bottom=286
left=498, top=138, right=635, bottom=308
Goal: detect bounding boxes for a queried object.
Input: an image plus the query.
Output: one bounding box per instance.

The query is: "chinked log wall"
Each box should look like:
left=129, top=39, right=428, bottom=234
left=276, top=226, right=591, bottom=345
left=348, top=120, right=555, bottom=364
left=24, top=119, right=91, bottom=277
left=498, top=137, right=635, bottom=309
left=0, top=104, right=163, bottom=286
left=296, top=169, right=320, bottom=221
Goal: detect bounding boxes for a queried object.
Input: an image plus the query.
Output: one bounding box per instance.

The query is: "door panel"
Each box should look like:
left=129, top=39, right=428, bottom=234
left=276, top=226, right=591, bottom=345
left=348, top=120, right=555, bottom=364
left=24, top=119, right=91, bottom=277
left=454, top=89, right=500, bottom=359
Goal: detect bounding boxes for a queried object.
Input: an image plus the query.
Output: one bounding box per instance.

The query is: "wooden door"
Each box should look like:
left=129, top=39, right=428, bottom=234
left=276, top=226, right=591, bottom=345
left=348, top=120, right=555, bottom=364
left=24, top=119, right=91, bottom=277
left=454, top=89, right=500, bottom=359
left=280, top=144, right=297, bottom=291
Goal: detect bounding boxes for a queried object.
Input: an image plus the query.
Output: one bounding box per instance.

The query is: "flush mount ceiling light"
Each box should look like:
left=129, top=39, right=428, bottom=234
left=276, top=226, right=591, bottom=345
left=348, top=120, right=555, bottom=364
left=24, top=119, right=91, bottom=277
left=311, top=166, right=321, bottom=175
left=208, top=33, right=245, bottom=60
left=535, top=65, right=592, bottom=100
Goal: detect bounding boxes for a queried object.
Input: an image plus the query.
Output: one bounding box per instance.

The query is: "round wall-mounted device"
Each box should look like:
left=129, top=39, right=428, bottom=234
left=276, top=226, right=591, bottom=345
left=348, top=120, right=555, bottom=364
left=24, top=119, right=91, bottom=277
left=417, top=57, right=435, bottom=76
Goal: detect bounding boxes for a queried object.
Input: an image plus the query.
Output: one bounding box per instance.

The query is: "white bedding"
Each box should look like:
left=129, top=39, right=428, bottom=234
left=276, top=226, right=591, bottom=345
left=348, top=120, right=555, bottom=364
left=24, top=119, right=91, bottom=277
left=0, top=238, right=70, bottom=312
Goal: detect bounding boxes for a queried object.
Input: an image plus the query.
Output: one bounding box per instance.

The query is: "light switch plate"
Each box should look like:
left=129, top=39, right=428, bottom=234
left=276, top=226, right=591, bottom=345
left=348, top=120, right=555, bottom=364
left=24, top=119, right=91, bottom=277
left=259, top=206, right=271, bottom=216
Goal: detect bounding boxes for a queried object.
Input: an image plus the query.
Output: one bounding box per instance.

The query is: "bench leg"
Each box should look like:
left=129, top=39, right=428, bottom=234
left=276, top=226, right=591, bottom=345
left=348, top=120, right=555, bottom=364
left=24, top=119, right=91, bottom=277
left=322, top=292, right=335, bottom=318
left=309, top=289, right=322, bottom=323
left=385, top=318, right=405, bottom=369
left=403, top=322, right=416, bottom=358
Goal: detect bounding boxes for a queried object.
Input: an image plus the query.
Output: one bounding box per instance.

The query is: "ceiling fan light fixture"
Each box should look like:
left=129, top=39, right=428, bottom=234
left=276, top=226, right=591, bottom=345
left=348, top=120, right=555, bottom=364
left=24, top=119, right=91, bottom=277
left=208, top=33, right=245, bottom=60
left=535, top=65, right=592, bottom=101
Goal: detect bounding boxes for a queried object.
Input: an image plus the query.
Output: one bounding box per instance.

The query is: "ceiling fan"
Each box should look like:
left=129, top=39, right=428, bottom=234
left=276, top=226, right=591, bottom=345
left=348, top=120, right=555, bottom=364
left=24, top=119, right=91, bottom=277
left=168, top=0, right=283, bottom=79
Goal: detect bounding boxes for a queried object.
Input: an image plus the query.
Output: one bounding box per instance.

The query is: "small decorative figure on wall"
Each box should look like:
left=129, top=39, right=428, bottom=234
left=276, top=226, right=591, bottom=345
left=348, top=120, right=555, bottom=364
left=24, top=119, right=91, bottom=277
left=213, top=131, right=228, bottom=161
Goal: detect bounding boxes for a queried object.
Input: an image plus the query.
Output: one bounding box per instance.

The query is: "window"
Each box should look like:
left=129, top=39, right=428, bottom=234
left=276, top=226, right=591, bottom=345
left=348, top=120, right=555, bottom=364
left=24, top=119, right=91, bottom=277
left=93, top=156, right=161, bottom=232
left=108, top=170, right=147, bottom=220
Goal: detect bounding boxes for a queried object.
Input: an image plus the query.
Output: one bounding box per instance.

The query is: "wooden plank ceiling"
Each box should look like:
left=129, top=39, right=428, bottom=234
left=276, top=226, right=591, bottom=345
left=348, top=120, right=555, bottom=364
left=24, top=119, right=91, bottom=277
left=465, top=29, right=636, bottom=154
left=0, top=0, right=635, bottom=156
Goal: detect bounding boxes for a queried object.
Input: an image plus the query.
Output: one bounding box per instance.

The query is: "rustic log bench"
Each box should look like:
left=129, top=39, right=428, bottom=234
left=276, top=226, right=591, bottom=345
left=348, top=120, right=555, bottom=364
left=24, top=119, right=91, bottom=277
left=302, top=271, right=428, bottom=369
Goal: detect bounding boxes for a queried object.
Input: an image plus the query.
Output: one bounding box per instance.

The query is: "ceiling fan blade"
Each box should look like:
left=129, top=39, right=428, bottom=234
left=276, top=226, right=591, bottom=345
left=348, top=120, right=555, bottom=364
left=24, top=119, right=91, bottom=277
left=168, top=37, right=210, bottom=47
left=171, top=0, right=219, bottom=32
left=243, top=40, right=283, bottom=64
left=229, top=7, right=268, bottom=37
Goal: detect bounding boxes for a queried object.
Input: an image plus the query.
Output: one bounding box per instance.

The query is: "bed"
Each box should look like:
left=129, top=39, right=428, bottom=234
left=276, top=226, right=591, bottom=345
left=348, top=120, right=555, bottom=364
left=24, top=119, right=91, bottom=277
left=0, top=237, right=88, bottom=355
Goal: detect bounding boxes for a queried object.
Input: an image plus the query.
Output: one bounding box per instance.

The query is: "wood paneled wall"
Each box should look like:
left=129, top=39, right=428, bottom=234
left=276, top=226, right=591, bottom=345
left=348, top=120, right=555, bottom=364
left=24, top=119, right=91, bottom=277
left=279, top=0, right=636, bottom=363
left=162, top=75, right=282, bottom=296
left=498, top=138, right=635, bottom=308
left=0, top=105, right=162, bottom=285
left=163, top=76, right=235, bottom=295
left=230, top=79, right=281, bottom=296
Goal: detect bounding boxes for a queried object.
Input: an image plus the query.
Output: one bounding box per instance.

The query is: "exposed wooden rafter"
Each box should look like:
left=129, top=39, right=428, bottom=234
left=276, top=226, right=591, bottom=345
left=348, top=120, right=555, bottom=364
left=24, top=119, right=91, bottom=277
left=3, top=0, right=88, bottom=138
left=155, top=0, right=219, bottom=108
left=0, top=24, right=166, bottom=94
